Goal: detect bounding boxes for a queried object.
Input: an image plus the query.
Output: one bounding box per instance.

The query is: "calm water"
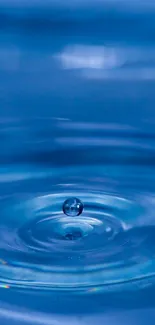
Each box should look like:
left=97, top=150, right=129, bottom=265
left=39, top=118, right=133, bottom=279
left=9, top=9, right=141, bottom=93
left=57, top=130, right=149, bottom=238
left=1, top=1, right=155, bottom=324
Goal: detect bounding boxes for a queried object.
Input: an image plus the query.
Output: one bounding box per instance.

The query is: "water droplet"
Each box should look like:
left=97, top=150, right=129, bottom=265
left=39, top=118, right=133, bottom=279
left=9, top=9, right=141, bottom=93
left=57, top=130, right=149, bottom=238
left=62, top=198, right=83, bottom=217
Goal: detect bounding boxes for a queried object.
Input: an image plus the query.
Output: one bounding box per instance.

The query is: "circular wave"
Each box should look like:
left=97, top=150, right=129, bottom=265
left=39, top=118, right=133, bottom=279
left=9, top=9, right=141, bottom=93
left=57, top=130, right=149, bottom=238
left=1, top=118, right=155, bottom=295
left=0, top=182, right=155, bottom=294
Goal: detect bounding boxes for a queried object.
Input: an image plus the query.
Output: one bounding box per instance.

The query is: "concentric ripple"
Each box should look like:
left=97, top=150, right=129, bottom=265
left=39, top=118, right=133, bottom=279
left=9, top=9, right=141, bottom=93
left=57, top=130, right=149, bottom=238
left=0, top=183, right=155, bottom=294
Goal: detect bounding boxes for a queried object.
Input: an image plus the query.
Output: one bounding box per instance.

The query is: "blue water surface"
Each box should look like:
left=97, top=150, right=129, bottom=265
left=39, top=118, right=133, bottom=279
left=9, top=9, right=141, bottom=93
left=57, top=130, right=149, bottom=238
left=1, top=1, right=155, bottom=324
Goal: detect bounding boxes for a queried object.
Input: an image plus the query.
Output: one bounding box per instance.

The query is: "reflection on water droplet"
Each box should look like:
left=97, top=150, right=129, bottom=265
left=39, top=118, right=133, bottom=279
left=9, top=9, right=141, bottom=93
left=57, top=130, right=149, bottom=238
left=106, top=226, right=112, bottom=233
left=64, top=230, right=82, bottom=241
left=62, top=197, right=83, bottom=216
